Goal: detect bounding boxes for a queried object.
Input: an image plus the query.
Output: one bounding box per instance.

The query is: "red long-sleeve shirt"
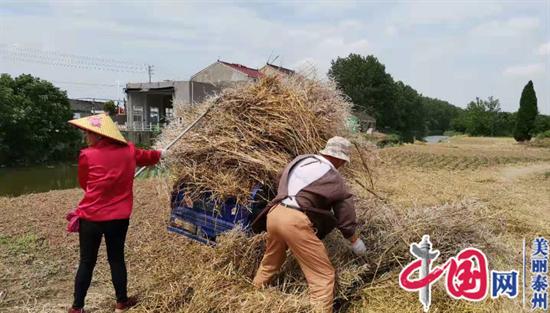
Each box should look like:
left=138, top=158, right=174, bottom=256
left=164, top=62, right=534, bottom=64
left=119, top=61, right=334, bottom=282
left=77, top=139, right=161, bottom=221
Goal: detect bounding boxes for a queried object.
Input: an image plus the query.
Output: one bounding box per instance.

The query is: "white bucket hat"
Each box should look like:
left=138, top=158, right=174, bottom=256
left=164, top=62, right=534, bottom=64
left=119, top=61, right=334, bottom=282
left=319, top=136, right=351, bottom=163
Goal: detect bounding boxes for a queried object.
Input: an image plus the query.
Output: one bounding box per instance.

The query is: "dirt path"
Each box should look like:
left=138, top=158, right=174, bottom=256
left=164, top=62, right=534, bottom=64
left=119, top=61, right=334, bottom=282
left=499, top=162, right=550, bottom=181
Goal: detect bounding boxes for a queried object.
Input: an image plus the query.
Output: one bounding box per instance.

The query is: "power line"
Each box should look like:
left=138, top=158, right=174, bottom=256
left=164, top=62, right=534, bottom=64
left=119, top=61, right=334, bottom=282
left=74, top=97, right=123, bottom=102
left=0, top=46, right=150, bottom=74
left=52, top=83, right=125, bottom=102
left=1, top=53, right=145, bottom=73
left=51, top=80, right=118, bottom=87
left=2, top=46, right=147, bottom=70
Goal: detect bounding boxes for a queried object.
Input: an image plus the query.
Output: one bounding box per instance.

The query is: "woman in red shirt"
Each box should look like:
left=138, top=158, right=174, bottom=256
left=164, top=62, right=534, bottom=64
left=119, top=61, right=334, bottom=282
left=67, top=114, right=163, bottom=313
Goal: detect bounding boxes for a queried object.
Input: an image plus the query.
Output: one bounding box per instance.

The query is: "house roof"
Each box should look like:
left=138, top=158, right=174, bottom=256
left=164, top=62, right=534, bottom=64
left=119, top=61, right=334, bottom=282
left=265, top=63, right=295, bottom=75
left=218, top=60, right=262, bottom=78
left=69, top=99, right=105, bottom=112
left=125, top=81, right=189, bottom=94
left=126, top=80, right=179, bottom=90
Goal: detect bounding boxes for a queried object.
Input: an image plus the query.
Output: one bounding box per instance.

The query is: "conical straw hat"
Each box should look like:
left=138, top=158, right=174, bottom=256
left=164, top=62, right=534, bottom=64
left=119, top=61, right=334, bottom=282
left=68, top=113, right=127, bottom=144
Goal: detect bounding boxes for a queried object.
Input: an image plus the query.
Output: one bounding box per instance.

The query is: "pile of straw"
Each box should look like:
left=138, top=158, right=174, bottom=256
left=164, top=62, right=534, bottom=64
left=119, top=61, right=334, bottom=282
left=155, top=75, right=352, bottom=202
left=129, top=194, right=507, bottom=313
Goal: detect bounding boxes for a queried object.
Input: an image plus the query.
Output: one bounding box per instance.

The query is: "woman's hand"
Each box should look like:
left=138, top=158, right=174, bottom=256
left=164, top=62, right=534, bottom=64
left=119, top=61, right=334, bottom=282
left=160, top=149, right=170, bottom=159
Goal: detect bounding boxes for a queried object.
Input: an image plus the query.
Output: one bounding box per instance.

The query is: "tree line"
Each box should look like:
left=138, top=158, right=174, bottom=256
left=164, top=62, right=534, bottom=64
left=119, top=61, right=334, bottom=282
left=0, top=74, right=81, bottom=166
left=451, top=88, right=548, bottom=139
left=329, top=54, right=549, bottom=141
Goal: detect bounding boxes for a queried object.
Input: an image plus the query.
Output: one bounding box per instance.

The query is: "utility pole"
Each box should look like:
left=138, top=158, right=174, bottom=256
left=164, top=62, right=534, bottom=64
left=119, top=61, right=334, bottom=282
left=116, top=79, right=121, bottom=101
left=147, top=65, right=154, bottom=83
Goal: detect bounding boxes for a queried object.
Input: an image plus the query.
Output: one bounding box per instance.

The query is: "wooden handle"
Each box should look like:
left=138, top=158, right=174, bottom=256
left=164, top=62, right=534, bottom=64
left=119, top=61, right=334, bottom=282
left=134, top=106, right=213, bottom=178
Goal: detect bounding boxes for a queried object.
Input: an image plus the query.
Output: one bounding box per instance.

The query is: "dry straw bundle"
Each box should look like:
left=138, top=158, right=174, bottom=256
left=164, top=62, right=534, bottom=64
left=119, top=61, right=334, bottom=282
left=208, top=198, right=507, bottom=311
left=155, top=75, right=352, bottom=202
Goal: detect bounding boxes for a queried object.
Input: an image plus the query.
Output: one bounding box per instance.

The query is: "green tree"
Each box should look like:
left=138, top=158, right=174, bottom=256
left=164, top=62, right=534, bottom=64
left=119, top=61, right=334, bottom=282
left=328, top=54, right=399, bottom=130
left=0, top=75, right=16, bottom=164
left=514, top=81, right=538, bottom=142
left=484, top=97, right=501, bottom=136
left=465, top=98, right=489, bottom=136
left=394, top=81, right=426, bottom=141
left=494, top=112, right=516, bottom=136
left=450, top=113, right=468, bottom=133
left=533, top=114, right=550, bottom=134
left=452, top=97, right=501, bottom=136
left=422, top=97, right=463, bottom=135
left=0, top=73, right=80, bottom=165
left=103, top=100, right=117, bottom=116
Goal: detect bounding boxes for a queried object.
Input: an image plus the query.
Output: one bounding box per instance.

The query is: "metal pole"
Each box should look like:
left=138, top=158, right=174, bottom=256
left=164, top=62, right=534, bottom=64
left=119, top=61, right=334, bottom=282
left=134, top=105, right=212, bottom=178
left=189, top=70, right=194, bottom=106
left=147, top=65, right=153, bottom=83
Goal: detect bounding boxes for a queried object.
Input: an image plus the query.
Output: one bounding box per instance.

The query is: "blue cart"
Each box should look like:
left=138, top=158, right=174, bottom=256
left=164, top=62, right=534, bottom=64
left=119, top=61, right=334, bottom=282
left=167, top=184, right=270, bottom=244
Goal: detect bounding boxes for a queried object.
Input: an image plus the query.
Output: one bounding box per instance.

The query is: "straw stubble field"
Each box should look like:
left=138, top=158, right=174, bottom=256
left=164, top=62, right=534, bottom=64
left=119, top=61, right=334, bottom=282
left=1, top=136, right=549, bottom=313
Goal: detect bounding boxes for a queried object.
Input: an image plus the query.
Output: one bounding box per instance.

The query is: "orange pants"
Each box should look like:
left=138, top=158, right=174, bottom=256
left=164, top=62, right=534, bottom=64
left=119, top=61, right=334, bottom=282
left=253, top=204, right=335, bottom=312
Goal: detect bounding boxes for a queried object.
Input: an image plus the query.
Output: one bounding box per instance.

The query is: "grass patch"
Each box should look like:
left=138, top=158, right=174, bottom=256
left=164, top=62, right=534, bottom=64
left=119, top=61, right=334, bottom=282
left=0, top=233, right=43, bottom=254
left=136, top=166, right=169, bottom=179
left=443, top=130, right=463, bottom=137
left=536, top=130, right=550, bottom=139
left=376, top=133, right=402, bottom=148
left=529, top=138, right=550, bottom=148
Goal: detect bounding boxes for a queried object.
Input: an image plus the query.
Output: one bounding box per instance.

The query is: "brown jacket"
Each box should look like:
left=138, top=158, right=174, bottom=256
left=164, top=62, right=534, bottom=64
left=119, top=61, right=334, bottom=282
left=252, top=154, right=357, bottom=239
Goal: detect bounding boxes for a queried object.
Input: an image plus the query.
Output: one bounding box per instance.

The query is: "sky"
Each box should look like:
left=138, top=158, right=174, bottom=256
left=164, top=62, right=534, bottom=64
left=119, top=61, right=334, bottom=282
left=0, top=0, right=549, bottom=114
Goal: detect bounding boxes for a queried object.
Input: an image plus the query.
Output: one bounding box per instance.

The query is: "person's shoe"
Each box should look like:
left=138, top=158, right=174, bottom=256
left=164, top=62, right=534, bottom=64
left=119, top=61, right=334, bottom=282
left=114, top=296, right=137, bottom=313
left=68, top=307, right=85, bottom=313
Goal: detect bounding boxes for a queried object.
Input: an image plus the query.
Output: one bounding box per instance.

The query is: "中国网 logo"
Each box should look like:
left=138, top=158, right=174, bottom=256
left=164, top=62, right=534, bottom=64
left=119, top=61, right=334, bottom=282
left=399, top=235, right=548, bottom=311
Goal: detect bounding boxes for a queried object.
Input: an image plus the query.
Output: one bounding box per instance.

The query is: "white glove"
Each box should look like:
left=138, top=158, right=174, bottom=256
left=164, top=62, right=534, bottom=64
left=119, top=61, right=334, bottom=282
left=351, top=238, right=367, bottom=256
left=160, top=149, right=170, bottom=159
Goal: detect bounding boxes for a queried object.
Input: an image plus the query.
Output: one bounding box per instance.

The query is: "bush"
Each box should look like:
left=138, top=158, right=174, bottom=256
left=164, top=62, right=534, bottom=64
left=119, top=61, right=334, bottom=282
left=533, top=115, right=550, bottom=134
left=443, top=130, right=463, bottom=137
left=376, top=133, right=402, bottom=148
left=103, top=100, right=117, bottom=116
left=536, top=130, right=550, bottom=139
left=527, top=130, right=550, bottom=148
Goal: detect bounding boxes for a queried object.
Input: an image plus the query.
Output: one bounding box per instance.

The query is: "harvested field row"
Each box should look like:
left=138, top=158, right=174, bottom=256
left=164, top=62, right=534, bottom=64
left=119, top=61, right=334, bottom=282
left=380, top=142, right=550, bottom=170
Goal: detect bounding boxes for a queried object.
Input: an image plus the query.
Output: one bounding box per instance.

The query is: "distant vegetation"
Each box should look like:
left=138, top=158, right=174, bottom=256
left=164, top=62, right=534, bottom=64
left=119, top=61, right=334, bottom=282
left=329, top=54, right=461, bottom=142
left=329, top=54, right=549, bottom=142
left=450, top=97, right=513, bottom=137
left=451, top=82, right=547, bottom=138
left=103, top=100, right=117, bottom=116
left=0, top=73, right=81, bottom=166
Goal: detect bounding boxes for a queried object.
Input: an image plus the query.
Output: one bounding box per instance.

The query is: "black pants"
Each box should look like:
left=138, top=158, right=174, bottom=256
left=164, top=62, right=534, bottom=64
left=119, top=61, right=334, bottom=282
left=73, top=219, right=129, bottom=309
